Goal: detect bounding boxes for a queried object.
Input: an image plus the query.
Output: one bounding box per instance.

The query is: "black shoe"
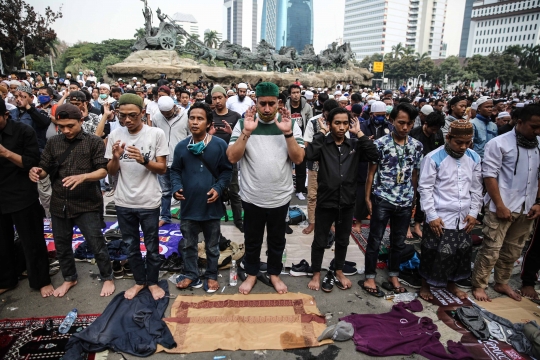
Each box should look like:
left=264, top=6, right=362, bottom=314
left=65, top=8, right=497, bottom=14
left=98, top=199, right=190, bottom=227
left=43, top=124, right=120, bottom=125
left=169, top=254, right=184, bottom=273
left=165, top=253, right=181, bottom=272
left=235, top=221, right=244, bottom=233
left=259, top=262, right=267, bottom=273
left=321, top=271, right=335, bottom=292
left=112, top=261, right=124, bottom=279
left=286, top=225, right=293, bottom=234
left=123, top=262, right=133, bottom=277
left=160, top=254, right=173, bottom=272
left=289, top=259, right=313, bottom=277
left=456, top=277, right=472, bottom=289
left=329, top=259, right=357, bottom=276
left=398, top=270, right=422, bottom=289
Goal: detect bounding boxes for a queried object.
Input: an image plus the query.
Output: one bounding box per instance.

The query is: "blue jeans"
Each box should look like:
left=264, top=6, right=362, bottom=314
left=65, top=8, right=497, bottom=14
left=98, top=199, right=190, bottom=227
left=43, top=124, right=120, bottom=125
left=116, top=206, right=161, bottom=286
left=158, top=168, right=172, bottom=223
left=365, top=195, right=412, bottom=279
left=180, top=219, right=221, bottom=281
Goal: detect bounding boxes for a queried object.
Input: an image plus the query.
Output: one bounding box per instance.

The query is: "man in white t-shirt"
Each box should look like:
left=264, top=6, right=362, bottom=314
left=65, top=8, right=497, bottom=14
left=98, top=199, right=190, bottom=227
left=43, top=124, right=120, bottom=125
left=105, top=94, right=169, bottom=301
left=226, top=82, right=254, bottom=115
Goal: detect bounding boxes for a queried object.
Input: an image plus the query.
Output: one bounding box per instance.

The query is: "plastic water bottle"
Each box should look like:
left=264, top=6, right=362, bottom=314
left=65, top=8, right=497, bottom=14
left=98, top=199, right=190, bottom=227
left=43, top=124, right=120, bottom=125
left=229, top=260, right=237, bottom=286
left=282, top=247, right=287, bottom=270
left=58, top=309, right=78, bottom=334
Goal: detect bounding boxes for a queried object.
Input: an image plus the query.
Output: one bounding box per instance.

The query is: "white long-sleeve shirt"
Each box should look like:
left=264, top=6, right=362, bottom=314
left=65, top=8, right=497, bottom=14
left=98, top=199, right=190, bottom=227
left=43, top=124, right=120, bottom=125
left=419, top=146, right=483, bottom=230
left=151, top=109, right=190, bottom=167
left=483, top=129, right=540, bottom=214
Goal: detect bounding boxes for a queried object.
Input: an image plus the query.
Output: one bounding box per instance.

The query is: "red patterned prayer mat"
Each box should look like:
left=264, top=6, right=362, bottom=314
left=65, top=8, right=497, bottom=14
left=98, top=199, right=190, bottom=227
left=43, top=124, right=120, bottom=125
left=0, top=314, right=100, bottom=359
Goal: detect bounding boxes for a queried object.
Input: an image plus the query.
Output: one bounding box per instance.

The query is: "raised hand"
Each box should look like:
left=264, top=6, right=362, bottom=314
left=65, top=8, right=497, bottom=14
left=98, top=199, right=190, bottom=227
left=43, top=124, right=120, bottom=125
left=276, top=108, right=292, bottom=134
left=222, top=120, right=233, bottom=134
left=112, top=140, right=125, bottom=159
left=243, top=106, right=258, bottom=134
left=350, top=118, right=363, bottom=136
left=317, top=117, right=328, bottom=133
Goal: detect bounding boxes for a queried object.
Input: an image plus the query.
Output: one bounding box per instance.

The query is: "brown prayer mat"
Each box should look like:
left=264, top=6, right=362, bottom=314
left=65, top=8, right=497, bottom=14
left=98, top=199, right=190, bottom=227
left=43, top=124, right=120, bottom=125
left=158, top=292, right=331, bottom=353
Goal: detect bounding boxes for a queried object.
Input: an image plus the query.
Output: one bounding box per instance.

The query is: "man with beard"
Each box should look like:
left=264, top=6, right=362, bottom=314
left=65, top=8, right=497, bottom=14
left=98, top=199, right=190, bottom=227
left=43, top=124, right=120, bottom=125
left=226, top=83, right=254, bottom=115
left=472, top=104, right=540, bottom=302
left=227, top=82, right=304, bottom=295
left=418, top=120, right=483, bottom=301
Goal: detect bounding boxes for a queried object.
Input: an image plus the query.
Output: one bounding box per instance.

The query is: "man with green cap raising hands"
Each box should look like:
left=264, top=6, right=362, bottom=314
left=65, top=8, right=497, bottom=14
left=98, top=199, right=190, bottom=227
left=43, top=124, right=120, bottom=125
left=227, top=82, right=305, bottom=294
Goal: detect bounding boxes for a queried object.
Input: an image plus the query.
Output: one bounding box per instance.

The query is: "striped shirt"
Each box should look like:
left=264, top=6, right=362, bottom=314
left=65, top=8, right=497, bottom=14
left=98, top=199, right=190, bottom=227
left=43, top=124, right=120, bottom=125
left=229, top=114, right=304, bottom=208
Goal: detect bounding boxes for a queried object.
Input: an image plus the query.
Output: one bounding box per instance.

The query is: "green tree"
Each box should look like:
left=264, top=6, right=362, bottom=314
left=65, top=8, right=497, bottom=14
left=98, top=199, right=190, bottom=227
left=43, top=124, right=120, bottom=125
left=204, top=30, right=219, bottom=48
left=134, top=28, right=146, bottom=40
left=391, top=42, right=405, bottom=59
left=433, top=56, right=465, bottom=85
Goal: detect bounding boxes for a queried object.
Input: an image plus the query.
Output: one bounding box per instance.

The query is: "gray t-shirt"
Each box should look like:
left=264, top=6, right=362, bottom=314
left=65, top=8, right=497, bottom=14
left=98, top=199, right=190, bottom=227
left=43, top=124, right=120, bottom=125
left=105, top=125, right=169, bottom=209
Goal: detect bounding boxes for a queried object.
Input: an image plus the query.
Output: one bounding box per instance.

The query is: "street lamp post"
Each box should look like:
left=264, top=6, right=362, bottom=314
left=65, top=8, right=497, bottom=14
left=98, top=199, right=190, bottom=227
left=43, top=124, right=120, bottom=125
left=416, top=73, right=426, bottom=87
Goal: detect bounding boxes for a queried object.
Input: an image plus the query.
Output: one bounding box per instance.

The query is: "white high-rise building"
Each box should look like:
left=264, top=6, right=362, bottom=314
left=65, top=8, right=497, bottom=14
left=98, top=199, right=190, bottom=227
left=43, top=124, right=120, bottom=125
left=172, top=13, right=199, bottom=37
left=223, top=0, right=259, bottom=50
left=343, top=0, right=448, bottom=60
left=465, top=0, right=540, bottom=57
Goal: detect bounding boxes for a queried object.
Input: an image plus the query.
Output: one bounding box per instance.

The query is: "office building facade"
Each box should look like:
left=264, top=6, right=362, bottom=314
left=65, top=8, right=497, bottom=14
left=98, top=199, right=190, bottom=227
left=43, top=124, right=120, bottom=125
left=465, top=0, right=540, bottom=57
left=172, top=13, right=199, bottom=37
left=223, top=0, right=258, bottom=50
left=343, top=0, right=447, bottom=60
left=260, top=0, right=314, bottom=51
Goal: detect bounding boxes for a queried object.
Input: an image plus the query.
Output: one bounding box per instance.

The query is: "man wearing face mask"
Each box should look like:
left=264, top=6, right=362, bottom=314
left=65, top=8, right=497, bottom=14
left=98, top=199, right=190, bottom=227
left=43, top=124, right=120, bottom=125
left=352, top=101, right=393, bottom=233
left=226, top=83, right=254, bottom=115
left=98, top=84, right=114, bottom=107
left=152, top=96, right=190, bottom=227
left=14, top=85, right=51, bottom=152
left=227, top=82, right=304, bottom=295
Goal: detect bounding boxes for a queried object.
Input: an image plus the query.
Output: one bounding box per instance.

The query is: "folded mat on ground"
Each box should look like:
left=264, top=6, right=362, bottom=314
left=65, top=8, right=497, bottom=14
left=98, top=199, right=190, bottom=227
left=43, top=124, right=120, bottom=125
left=64, top=280, right=176, bottom=358
left=159, top=292, right=331, bottom=353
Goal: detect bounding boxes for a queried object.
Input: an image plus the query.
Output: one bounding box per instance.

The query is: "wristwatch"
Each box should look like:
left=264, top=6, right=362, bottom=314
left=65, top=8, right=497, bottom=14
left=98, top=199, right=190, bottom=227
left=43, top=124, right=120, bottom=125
left=141, top=155, right=150, bottom=165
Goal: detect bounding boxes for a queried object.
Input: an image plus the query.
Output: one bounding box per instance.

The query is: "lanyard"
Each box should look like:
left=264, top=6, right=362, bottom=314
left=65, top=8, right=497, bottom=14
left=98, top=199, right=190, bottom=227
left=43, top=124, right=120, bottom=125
left=392, top=133, right=408, bottom=170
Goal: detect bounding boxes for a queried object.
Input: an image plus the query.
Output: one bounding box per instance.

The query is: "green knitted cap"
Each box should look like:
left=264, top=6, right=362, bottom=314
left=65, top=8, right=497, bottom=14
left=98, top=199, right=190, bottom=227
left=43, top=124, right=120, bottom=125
left=118, top=93, right=144, bottom=109
left=256, top=82, right=279, bottom=98
left=211, top=85, right=227, bottom=96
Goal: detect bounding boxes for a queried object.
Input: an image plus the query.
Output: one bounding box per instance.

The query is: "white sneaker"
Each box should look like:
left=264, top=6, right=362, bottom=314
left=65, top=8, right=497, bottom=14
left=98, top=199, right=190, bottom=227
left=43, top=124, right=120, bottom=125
left=296, top=192, right=306, bottom=200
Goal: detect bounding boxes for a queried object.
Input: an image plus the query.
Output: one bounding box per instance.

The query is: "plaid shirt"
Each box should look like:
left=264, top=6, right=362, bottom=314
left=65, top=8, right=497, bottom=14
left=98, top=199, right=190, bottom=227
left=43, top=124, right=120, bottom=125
left=39, top=131, right=108, bottom=218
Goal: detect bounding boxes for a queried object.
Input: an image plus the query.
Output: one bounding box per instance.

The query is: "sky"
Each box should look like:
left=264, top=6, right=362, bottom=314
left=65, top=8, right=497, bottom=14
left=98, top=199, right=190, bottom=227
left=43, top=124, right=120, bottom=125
left=27, top=0, right=345, bottom=53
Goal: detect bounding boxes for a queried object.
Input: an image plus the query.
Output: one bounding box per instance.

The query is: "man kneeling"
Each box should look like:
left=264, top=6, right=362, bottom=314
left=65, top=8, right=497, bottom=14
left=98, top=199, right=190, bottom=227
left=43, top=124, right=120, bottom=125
left=171, top=102, right=232, bottom=292
left=417, top=120, right=483, bottom=300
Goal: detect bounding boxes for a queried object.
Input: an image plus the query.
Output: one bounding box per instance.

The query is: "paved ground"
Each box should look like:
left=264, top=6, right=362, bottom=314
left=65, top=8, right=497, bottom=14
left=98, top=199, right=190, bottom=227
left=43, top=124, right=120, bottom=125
left=0, top=196, right=532, bottom=360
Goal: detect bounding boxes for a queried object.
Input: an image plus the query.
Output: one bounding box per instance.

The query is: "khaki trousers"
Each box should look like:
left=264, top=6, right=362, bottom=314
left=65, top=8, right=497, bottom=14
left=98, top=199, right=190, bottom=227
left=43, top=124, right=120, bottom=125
left=472, top=206, right=534, bottom=289
left=307, top=170, right=318, bottom=224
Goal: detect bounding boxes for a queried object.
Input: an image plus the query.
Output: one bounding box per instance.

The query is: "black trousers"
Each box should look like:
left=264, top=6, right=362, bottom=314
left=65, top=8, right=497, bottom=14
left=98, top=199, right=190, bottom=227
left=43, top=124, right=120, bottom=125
left=521, top=220, right=540, bottom=287
left=295, top=159, right=307, bottom=194
left=355, top=182, right=368, bottom=221
left=0, top=201, right=51, bottom=290
left=414, top=192, right=424, bottom=224
left=242, top=201, right=289, bottom=276
left=311, top=206, right=354, bottom=273
left=229, top=163, right=243, bottom=225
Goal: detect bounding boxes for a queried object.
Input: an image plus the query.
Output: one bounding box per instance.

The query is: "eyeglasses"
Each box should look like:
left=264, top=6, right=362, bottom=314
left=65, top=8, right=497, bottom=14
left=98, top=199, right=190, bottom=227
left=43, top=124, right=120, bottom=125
left=117, top=112, right=141, bottom=120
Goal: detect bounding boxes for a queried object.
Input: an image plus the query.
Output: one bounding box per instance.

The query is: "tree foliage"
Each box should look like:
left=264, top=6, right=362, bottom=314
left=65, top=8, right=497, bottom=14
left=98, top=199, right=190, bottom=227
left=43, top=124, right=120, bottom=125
left=0, top=0, right=63, bottom=72
left=204, top=31, right=219, bottom=49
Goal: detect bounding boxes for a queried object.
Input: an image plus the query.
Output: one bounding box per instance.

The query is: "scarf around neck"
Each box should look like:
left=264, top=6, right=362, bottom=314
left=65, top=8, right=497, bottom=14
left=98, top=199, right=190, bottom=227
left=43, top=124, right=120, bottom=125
left=475, top=114, right=491, bottom=124
left=444, top=142, right=465, bottom=159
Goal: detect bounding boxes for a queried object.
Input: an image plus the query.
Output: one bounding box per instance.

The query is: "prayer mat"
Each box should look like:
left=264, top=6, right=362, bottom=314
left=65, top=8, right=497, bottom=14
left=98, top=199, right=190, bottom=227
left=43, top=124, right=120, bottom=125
left=43, top=221, right=182, bottom=258
left=0, top=314, right=102, bottom=360
left=351, top=224, right=390, bottom=255
left=159, top=293, right=331, bottom=353
left=477, top=297, right=540, bottom=324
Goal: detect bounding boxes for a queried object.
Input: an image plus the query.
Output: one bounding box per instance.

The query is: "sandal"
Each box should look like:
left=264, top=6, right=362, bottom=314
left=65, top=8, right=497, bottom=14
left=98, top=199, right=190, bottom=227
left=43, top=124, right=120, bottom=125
left=359, top=280, right=385, bottom=297
left=382, top=281, right=408, bottom=293
left=203, top=279, right=219, bottom=293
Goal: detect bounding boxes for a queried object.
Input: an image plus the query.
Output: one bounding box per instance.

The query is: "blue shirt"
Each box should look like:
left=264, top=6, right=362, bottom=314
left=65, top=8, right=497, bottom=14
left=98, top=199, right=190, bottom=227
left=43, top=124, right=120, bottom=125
left=372, top=134, right=423, bottom=206
left=471, top=114, right=498, bottom=159
left=170, top=136, right=232, bottom=221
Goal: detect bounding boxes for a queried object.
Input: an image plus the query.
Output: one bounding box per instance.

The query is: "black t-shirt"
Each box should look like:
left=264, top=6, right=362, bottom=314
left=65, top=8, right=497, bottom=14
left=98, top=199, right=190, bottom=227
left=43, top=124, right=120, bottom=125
left=291, top=104, right=303, bottom=132
left=498, top=123, right=514, bottom=135
left=212, top=109, right=242, bottom=144
left=409, top=126, right=444, bottom=155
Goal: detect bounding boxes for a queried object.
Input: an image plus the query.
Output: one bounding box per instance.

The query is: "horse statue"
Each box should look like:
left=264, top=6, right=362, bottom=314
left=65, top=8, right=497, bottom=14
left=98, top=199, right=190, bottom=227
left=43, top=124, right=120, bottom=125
left=196, top=40, right=240, bottom=67
left=271, top=47, right=298, bottom=72
left=298, top=44, right=318, bottom=72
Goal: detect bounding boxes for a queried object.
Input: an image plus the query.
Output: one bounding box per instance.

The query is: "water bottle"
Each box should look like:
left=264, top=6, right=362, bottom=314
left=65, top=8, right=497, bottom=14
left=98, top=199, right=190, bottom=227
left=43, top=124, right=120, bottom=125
left=282, top=247, right=287, bottom=272
left=58, top=309, right=78, bottom=334
left=229, top=260, right=237, bottom=286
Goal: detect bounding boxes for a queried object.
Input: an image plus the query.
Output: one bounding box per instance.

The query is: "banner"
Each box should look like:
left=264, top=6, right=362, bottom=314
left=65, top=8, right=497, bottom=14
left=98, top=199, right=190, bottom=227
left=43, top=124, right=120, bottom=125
left=43, top=221, right=183, bottom=258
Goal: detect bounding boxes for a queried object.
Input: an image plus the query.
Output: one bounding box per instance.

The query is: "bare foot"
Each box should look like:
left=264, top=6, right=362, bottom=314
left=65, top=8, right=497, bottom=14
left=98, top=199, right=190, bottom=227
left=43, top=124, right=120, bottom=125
left=389, top=276, right=407, bottom=293
left=363, top=278, right=377, bottom=290
left=302, top=223, right=315, bottom=235
left=239, top=275, right=257, bottom=295
left=412, top=223, right=423, bottom=238
left=176, top=278, right=193, bottom=289
left=352, top=222, right=362, bottom=233
left=207, top=279, right=219, bottom=291
left=125, top=284, right=145, bottom=300
left=419, top=279, right=433, bottom=301
left=100, top=280, right=115, bottom=297
left=494, top=283, right=521, bottom=301
left=269, top=274, right=288, bottom=294
left=0, top=288, right=14, bottom=296
left=158, top=220, right=168, bottom=227
left=447, top=281, right=468, bottom=300
left=335, top=270, right=352, bottom=289
left=472, top=287, right=492, bottom=301
left=53, top=281, right=77, bottom=298
left=40, top=284, right=55, bottom=298
left=520, top=285, right=539, bottom=299
left=148, top=284, right=165, bottom=300
left=308, top=272, right=321, bottom=291
left=406, top=227, right=414, bottom=239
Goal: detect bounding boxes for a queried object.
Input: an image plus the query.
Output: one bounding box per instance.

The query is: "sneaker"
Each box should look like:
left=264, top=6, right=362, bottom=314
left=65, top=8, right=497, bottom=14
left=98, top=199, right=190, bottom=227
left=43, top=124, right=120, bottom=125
left=112, top=261, right=124, bottom=279
left=296, top=192, right=306, bottom=201
left=398, top=270, right=422, bottom=289
left=289, top=259, right=314, bottom=277
left=456, top=277, right=472, bottom=289
left=321, top=271, right=335, bottom=292
left=240, top=260, right=267, bottom=273
left=190, top=278, right=203, bottom=289
left=329, top=259, right=357, bottom=276
left=123, top=262, right=133, bottom=277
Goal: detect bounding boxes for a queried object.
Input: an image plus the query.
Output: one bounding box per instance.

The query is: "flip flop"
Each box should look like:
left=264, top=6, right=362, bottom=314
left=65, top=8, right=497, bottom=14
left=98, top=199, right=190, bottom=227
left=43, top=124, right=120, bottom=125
left=257, top=272, right=274, bottom=288
left=359, top=280, right=385, bottom=297
left=203, top=279, right=219, bottom=293
left=411, top=231, right=422, bottom=239
left=382, top=282, right=408, bottom=293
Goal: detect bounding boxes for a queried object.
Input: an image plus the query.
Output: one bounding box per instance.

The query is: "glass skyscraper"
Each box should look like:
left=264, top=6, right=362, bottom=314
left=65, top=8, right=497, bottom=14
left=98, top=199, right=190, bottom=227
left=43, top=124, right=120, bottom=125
left=261, top=0, right=314, bottom=51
